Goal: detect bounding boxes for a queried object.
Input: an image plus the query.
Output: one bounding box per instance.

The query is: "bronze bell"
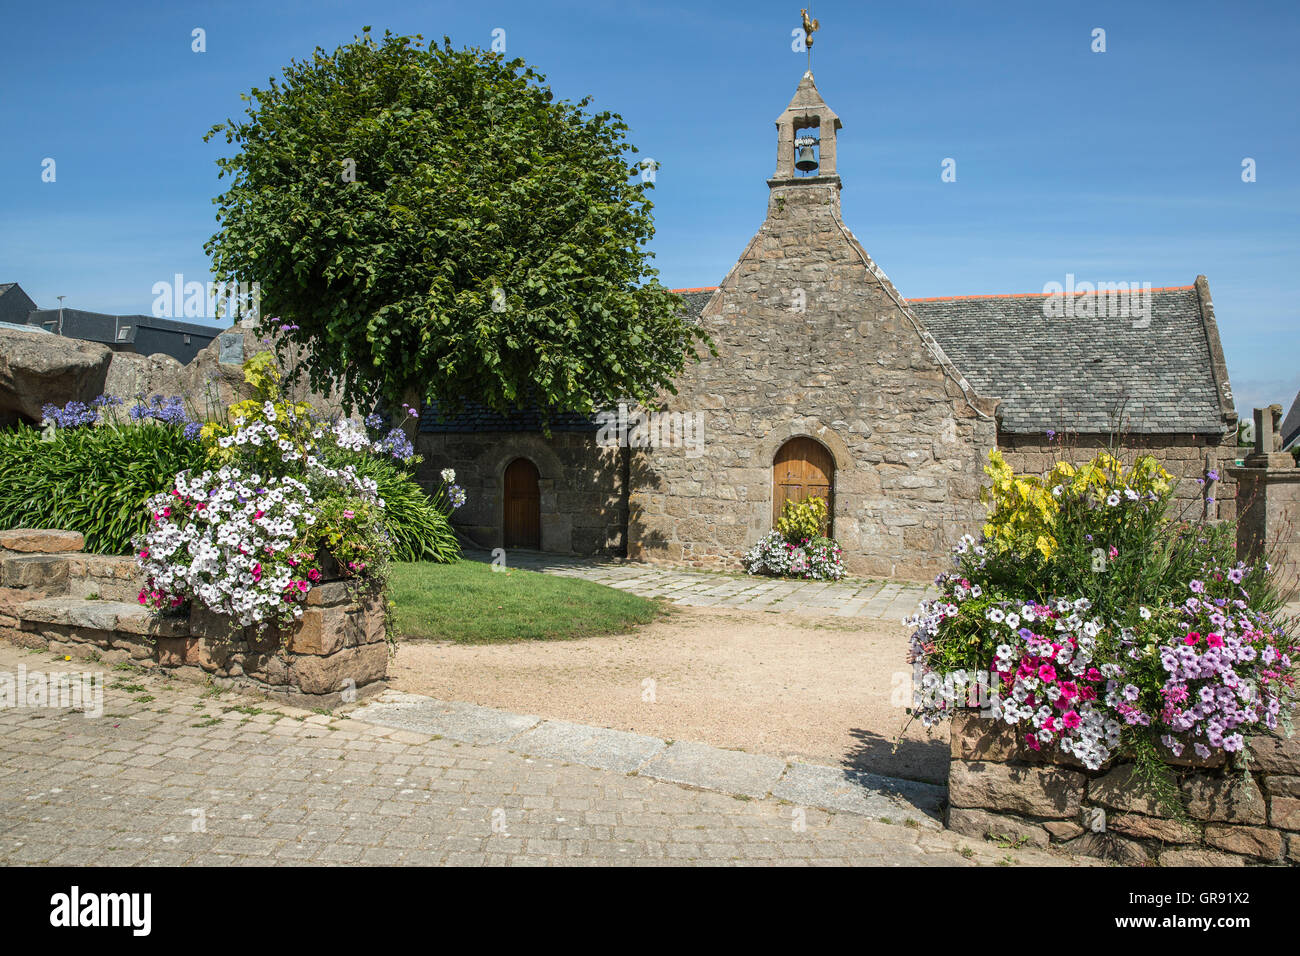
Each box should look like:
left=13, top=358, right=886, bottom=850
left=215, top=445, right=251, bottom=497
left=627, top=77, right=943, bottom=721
left=795, top=144, right=818, bottom=172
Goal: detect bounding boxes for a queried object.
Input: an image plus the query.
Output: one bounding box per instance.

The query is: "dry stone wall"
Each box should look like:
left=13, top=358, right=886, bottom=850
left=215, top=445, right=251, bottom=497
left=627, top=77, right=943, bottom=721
left=0, top=529, right=387, bottom=705
left=947, top=711, right=1299, bottom=865
left=1231, top=465, right=1300, bottom=599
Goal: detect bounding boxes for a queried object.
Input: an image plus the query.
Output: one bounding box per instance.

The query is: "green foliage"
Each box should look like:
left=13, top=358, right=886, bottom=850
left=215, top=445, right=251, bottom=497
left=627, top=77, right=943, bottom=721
left=205, top=29, right=710, bottom=420
left=0, top=424, right=205, bottom=554
left=331, top=453, right=460, bottom=562
left=970, top=450, right=1283, bottom=625
left=204, top=345, right=460, bottom=565
left=775, top=496, right=828, bottom=544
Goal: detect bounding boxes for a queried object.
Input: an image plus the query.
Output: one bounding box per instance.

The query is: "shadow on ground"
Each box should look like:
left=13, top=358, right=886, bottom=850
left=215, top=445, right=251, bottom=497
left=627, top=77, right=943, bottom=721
left=843, top=726, right=949, bottom=787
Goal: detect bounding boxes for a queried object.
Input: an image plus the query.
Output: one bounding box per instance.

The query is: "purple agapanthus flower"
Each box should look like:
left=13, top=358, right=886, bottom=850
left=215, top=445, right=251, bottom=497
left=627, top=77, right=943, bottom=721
left=41, top=400, right=98, bottom=428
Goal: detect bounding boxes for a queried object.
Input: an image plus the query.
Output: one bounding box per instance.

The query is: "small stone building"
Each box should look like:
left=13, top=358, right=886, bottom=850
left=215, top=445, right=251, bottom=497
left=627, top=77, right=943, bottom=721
left=417, top=72, right=1237, bottom=580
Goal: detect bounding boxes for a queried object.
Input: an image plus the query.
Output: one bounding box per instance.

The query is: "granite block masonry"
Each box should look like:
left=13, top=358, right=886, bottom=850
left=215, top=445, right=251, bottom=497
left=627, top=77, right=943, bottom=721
left=947, top=711, right=1299, bottom=866
left=0, top=529, right=387, bottom=705
left=626, top=73, right=997, bottom=580
left=1229, top=406, right=1300, bottom=600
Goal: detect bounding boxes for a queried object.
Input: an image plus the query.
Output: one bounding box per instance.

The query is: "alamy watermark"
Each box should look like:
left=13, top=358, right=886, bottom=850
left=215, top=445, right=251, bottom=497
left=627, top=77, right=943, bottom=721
left=151, top=273, right=260, bottom=322
left=596, top=403, right=704, bottom=458
left=0, top=665, right=103, bottom=718
left=894, top=664, right=1002, bottom=716
left=1040, top=273, right=1152, bottom=329
left=50, top=886, right=151, bottom=936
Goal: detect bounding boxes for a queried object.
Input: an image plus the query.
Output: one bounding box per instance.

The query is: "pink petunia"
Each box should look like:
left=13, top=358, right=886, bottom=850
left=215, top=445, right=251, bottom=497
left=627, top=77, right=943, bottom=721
left=1206, top=633, right=1224, bottom=648
left=1061, top=711, right=1082, bottom=730
left=1184, top=632, right=1201, bottom=646
left=1038, top=664, right=1057, bottom=683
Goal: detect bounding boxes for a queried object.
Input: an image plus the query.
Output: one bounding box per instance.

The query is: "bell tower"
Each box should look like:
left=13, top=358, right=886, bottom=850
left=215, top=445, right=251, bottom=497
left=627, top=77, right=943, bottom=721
left=770, top=71, right=842, bottom=186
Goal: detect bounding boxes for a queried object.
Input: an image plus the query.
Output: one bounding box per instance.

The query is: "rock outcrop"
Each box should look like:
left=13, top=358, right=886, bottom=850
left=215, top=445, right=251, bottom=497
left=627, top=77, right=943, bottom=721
left=104, top=326, right=348, bottom=417
left=3, top=320, right=351, bottom=428
left=0, top=326, right=112, bottom=425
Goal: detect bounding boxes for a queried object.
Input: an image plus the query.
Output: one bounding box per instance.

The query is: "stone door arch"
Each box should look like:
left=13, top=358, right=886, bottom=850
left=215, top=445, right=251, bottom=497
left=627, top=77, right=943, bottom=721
left=772, top=437, right=834, bottom=534
left=503, top=457, right=541, bottom=549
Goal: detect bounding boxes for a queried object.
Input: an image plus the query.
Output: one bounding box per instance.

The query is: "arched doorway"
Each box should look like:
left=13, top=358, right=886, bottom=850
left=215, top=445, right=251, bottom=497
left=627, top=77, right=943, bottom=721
left=503, top=457, right=541, bottom=549
left=772, top=437, right=834, bottom=534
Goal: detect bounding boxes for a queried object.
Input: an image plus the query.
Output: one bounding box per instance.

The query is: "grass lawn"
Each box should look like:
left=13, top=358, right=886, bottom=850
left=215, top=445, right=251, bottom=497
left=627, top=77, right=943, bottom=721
left=389, top=559, right=664, bottom=643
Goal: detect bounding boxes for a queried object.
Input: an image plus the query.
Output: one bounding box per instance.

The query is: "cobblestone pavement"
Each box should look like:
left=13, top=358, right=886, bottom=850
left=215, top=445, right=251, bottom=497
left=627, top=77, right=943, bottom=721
left=0, top=644, right=1075, bottom=867
left=468, top=549, right=938, bottom=620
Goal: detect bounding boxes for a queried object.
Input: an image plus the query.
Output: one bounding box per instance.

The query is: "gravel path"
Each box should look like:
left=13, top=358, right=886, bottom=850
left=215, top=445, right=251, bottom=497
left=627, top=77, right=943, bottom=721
left=391, top=605, right=948, bottom=784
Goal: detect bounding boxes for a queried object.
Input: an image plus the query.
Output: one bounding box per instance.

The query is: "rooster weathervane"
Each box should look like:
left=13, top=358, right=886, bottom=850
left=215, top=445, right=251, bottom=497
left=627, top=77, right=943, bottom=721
left=800, top=7, right=820, bottom=69
left=801, top=8, right=820, bottom=49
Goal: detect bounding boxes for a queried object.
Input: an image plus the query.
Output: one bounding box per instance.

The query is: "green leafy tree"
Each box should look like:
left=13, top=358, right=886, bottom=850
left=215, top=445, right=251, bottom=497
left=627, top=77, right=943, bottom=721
left=205, top=28, right=708, bottom=421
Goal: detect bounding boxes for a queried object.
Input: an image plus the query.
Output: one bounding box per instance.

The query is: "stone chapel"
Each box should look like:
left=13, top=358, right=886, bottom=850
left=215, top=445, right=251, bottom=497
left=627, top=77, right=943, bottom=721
left=415, top=72, right=1238, bottom=580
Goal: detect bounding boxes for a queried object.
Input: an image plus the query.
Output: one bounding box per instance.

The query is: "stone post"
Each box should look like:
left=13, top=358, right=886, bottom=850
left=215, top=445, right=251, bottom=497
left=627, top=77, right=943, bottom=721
left=1229, top=406, right=1300, bottom=600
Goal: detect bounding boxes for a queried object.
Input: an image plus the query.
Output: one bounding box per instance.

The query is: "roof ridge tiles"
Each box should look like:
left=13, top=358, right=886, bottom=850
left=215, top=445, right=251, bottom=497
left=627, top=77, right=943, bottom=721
left=906, top=285, right=1195, bottom=303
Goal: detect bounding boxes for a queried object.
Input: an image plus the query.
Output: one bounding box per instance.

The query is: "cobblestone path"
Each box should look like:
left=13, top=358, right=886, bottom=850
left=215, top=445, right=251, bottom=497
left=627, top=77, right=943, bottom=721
left=0, top=644, right=1073, bottom=867
left=468, top=549, right=938, bottom=620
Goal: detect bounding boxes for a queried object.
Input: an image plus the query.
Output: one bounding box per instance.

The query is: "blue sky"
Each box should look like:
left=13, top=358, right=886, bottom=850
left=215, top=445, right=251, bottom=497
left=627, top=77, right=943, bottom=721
left=2, top=0, right=1297, bottom=414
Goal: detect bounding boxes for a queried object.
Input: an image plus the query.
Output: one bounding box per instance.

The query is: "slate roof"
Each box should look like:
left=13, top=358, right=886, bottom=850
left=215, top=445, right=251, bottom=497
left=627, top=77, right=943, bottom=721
left=1282, top=390, right=1300, bottom=450
left=416, top=283, right=1229, bottom=438
left=0, top=282, right=38, bottom=326
left=675, top=288, right=719, bottom=323
left=27, top=308, right=138, bottom=344
left=420, top=403, right=602, bottom=433
left=908, top=287, right=1229, bottom=435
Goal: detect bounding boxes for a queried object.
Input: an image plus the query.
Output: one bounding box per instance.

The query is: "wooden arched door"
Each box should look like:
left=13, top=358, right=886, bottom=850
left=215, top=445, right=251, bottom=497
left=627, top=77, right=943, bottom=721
left=772, top=437, right=834, bottom=533
left=503, top=458, right=541, bottom=549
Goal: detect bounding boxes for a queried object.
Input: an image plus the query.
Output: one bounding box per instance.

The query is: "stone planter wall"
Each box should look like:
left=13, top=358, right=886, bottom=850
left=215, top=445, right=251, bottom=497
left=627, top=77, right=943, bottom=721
left=947, top=711, right=1300, bottom=866
left=0, top=529, right=388, bottom=705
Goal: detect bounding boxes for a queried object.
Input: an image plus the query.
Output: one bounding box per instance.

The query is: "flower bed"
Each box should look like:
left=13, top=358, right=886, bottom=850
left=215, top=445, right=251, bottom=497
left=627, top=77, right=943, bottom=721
left=743, top=496, right=846, bottom=580
left=1, top=348, right=467, bottom=699
left=0, top=531, right=389, bottom=703
left=135, top=353, right=463, bottom=629
left=905, top=450, right=1299, bottom=864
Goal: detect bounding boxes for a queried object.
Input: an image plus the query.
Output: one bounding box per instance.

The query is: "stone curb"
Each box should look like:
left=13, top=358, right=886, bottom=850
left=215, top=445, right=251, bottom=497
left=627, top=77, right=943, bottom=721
left=349, top=689, right=944, bottom=827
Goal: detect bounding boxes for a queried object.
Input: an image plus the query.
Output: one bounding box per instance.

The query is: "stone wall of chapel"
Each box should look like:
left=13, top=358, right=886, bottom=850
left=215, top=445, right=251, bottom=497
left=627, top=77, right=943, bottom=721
left=416, top=432, right=626, bottom=557
left=628, top=181, right=997, bottom=581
